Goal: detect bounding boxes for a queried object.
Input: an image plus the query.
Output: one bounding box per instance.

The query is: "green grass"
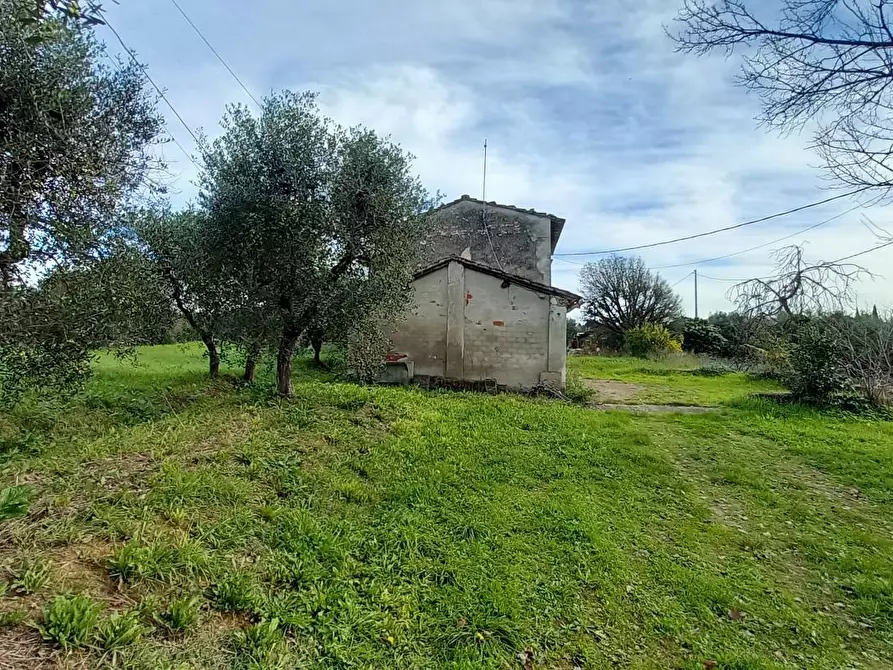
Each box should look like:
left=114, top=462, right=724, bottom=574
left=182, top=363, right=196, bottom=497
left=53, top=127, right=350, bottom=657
left=1, top=345, right=892, bottom=667
left=570, top=354, right=783, bottom=405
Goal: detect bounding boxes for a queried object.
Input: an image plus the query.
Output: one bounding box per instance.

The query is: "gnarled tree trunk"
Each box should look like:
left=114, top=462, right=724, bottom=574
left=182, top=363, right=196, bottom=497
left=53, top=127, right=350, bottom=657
left=202, top=335, right=220, bottom=379
left=311, top=334, right=323, bottom=368
left=276, top=330, right=300, bottom=396
left=243, top=351, right=258, bottom=384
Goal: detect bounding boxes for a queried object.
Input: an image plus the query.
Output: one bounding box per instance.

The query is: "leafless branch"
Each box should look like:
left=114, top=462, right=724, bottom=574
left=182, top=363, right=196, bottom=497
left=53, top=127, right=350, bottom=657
left=673, top=0, right=893, bottom=196
left=733, top=244, right=872, bottom=316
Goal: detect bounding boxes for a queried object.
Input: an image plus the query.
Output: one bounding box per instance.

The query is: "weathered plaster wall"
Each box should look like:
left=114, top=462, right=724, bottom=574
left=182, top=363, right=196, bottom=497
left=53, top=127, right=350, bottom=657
left=389, top=261, right=569, bottom=390
left=389, top=267, right=448, bottom=378
left=462, top=269, right=551, bottom=389
left=419, top=199, right=552, bottom=284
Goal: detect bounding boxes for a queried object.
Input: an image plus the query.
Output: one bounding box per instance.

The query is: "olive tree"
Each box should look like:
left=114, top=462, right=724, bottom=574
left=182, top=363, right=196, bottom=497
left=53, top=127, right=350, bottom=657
left=130, top=209, right=229, bottom=378
left=1, top=243, right=171, bottom=403
left=0, top=4, right=162, bottom=401
left=199, top=92, right=429, bottom=395
left=0, top=4, right=162, bottom=287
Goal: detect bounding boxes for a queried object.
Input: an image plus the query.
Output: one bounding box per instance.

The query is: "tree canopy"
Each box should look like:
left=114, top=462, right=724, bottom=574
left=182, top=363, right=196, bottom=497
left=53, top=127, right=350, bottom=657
left=0, top=3, right=162, bottom=287
left=197, top=92, right=431, bottom=394
left=579, top=255, right=683, bottom=337
left=0, top=5, right=164, bottom=402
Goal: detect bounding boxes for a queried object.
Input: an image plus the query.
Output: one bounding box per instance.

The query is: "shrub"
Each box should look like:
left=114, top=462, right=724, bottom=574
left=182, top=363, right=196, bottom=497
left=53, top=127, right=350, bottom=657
left=623, top=323, right=683, bottom=358
left=231, top=619, right=289, bottom=670
left=679, top=318, right=726, bottom=354
left=564, top=368, right=593, bottom=404
left=95, top=610, right=148, bottom=650
left=785, top=320, right=848, bottom=401
left=39, top=595, right=102, bottom=649
left=156, top=595, right=202, bottom=633
left=108, top=540, right=210, bottom=583
left=831, top=316, right=893, bottom=407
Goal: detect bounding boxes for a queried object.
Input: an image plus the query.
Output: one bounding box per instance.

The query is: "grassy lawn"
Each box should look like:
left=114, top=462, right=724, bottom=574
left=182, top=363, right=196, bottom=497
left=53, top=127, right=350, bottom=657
left=1, top=345, right=893, bottom=668
left=569, top=355, right=783, bottom=406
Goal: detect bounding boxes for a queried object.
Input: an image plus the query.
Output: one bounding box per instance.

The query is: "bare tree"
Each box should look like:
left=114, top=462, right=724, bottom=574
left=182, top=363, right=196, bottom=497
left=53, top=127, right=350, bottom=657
left=580, top=255, right=683, bottom=336
left=833, top=314, right=893, bottom=405
left=673, top=0, right=893, bottom=195
left=732, top=244, right=871, bottom=317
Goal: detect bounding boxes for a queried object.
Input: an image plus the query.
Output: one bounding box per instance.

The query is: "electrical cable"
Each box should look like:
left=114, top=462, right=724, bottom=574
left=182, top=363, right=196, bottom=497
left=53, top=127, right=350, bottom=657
left=830, top=239, right=893, bottom=263
left=553, top=188, right=869, bottom=257
left=101, top=12, right=202, bottom=146
left=698, top=239, right=893, bottom=283
left=168, top=0, right=262, bottom=109
left=651, top=203, right=862, bottom=270
left=669, top=271, right=693, bottom=288
left=100, top=50, right=198, bottom=170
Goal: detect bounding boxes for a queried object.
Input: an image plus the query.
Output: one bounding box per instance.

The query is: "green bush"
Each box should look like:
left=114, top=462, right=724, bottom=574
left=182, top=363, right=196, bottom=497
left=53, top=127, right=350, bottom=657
left=679, top=318, right=726, bottom=354
left=108, top=540, right=210, bottom=583
left=623, top=323, right=682, bottom=358
left=211, top=571, right=260, bottom=614
left=0, top=486, right=32, bottom=522
left=785, top=320, right=848, bottom=402
left=12, top=559, right=51, bottom=594
left=157, top=595, right=202, bottom=632
left=39, top=595, right=102, bottom=649
left=564, top=367, right=593, bottom=404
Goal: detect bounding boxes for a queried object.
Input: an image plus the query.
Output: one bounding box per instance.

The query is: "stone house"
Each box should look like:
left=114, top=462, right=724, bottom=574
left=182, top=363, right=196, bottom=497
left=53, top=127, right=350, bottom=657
left=387, top=195, right=581, bottom=391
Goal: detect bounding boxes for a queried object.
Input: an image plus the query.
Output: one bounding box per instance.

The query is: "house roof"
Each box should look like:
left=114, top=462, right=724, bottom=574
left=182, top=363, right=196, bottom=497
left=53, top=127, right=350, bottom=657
left=428, top=195, right=567, bottom=253
left=414, top=256, right=582, bottom=308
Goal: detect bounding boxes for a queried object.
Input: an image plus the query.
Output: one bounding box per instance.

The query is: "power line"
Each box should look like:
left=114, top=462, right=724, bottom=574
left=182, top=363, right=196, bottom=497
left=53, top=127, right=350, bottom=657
left=101, top=12, right=201, bottom=147
left=669, top=270, right=693, bottom=288
left=831, top=239, right=893, bottom=263
left=699, top=239, right=893, bottom=283
left=651, top=203, right=862, bottom=270
left=101, top=50, right=197, bottom=169
left=554, top=187, right=869, bottom=257
left=167, top=0, right=262, bottom=109
left=553, top=256, right=586, bottom=267
left=699, top=273, right=748, bottom=283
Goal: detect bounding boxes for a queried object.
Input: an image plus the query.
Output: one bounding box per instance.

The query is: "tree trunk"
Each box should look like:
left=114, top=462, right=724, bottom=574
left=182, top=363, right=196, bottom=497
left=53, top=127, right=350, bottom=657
left=311, top=335, right=323, bottom=367
left=276, top=331, right=300, bottom=396
left=202, top=335, right=220, bottom=379
left=243, top=353, right=258, bottom=384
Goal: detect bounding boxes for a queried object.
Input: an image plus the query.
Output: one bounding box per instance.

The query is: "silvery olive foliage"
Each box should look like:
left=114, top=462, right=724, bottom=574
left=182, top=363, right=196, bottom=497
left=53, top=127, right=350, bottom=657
left=198, top=92, right=432, bottom=394
left=0, top=2, right=163, bottom=402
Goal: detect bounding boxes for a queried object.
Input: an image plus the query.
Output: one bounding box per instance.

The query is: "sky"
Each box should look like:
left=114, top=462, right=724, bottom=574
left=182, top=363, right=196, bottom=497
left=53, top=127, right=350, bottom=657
left=98, top=0, right=893, bottom=317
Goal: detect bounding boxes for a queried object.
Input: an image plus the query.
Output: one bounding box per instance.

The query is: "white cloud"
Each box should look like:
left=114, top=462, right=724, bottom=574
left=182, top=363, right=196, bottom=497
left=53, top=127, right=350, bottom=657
left=100, top=0, right=893, bottom=315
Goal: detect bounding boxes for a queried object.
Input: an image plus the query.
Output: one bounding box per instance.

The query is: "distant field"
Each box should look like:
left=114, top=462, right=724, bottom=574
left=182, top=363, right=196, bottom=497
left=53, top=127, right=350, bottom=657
left=1, top=345, right=892, bottom=668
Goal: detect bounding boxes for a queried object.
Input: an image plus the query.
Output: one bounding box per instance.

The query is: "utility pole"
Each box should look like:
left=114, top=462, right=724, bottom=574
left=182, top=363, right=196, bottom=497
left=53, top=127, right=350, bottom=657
left=694, top=269, right=699, bottom=319
left=482, top=139, right=488, bottom=201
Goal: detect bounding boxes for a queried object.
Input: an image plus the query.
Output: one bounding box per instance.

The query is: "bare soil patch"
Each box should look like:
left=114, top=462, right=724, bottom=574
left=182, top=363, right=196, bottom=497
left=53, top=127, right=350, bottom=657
left=0, top=628, right=54, bottom=670
left=595, top=403, right=718, bottom=414
left=583, top=379, right=645, bottom=403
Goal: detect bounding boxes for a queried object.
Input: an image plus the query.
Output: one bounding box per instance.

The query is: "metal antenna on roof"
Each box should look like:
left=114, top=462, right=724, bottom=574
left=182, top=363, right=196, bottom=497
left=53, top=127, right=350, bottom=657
left=479, top=139, right=504, bottom=272
left=482, top=139, right=488, bottom=202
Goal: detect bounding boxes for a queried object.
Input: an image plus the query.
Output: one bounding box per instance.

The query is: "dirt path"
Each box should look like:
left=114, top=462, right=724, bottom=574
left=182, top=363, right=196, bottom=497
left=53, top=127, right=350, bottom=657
left=583, top=379, right=718, bottom=414
left=595, top=403, right=717, bottom=414
left=583, top=379, right=645, bottom=402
